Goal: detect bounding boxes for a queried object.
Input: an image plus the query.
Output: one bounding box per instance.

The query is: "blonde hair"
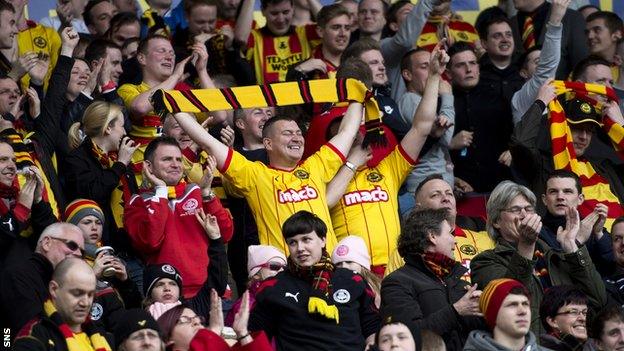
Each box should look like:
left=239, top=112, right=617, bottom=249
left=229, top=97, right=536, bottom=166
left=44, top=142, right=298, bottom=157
left=68, top=101, right=123, bottom=150
left=360, top=268, right=381, bottom=302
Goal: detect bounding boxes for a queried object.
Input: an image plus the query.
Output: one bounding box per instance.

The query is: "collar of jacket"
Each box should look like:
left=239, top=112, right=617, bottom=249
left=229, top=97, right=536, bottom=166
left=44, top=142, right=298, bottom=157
left=373, top=84, right=392, bottom=97
left=404, top=253, right=467, bottom=280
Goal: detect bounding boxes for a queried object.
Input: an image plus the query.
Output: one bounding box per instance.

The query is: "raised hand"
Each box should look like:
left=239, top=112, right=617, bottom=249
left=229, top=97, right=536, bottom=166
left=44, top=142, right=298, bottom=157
left=515, top=213, right=542, bottom=245
left=556, top=206, right=580, bottom=253
left=195, top=208, right=221, bottom=240
left=60, top=27, right=79, bottom=55
left=28, top=57, right=50, bottom=86
left=295, top=58, right=327, bottom=74
left=429, top=39, right=450, bottom=76
left=219, top=125, right=235, bottom=147
left=537, top=79, right=557, bottom=105
left=549, top=0, right=571, bottom=26
left=17, top=169, right=36, bottom=210
left=233, top=291, right=252, bottom=344
left=452, top=284, right=483, bottom=317
left=117, top=136, right=138, bottom=166
left=199, top=155, right=217, bottom=194
left=173, top=56, right=193, bottom=83
left=142, top=162, right=166, bottom=188
left=430, top=115, right=453, bottom=138
left=208, top=289, right=224, bottom=335
left=25, top=87, right=40, bottom=118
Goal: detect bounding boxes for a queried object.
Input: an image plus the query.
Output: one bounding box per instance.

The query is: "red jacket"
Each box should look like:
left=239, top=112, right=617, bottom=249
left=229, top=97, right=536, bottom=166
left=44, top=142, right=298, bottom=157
left=190, top=329, right=272, bottom=351
left=125, top=184, right=233, bottom=298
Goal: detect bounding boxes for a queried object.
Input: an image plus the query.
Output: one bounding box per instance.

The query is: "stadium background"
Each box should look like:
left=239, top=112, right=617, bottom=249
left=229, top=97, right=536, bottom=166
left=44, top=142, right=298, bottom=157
left=26, top=0, right=624, bottom=39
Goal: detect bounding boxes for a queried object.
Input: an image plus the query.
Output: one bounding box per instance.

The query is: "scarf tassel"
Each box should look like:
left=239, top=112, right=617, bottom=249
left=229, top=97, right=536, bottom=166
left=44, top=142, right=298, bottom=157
left=308, top=296, right=339, bottom=324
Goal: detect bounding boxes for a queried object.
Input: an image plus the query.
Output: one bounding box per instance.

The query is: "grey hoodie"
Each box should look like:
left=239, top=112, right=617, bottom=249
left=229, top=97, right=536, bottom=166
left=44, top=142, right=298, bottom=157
left=463, top=330, right=554, bottom=351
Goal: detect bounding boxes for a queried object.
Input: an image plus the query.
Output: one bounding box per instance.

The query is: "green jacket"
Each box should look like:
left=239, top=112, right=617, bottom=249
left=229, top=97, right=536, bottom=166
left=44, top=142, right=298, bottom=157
left=470, top=238, right=607, bottom=336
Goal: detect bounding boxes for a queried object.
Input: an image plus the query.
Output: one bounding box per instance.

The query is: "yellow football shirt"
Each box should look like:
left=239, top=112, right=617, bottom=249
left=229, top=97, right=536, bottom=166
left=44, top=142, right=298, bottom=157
left=331, top=145, right=415, bottom=267
left=221, top=143, right=344, bottom=253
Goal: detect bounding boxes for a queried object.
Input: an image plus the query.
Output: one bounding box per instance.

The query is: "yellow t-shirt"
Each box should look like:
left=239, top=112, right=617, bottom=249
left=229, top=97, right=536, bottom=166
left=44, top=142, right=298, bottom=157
left=221, top=144, right=344, bottom=253
left=72, top=332, right=96, bottom=351
left=385, top=227, right=495, bottom=282
left=331, top=145, right=415, bottom=267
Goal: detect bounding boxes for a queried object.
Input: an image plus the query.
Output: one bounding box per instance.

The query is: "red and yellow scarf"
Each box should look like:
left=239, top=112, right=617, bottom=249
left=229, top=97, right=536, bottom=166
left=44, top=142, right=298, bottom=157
left=288, top=250, right=339, bottom=323
left=43, top=299, right=112, bottom=351
left=548, top=80, right=624, bottom=230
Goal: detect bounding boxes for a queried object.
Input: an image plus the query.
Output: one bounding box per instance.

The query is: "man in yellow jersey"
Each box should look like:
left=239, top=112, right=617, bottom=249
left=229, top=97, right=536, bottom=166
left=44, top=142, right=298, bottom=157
left=13, top=258, right=114, bottom=351
left=385, top=174, right=495, bottom=278
left=325, top=43, right=449, bottom=276
left=585, top=11, right=623, bottom=84
left=172, top=99, right=364, bottom=254
left=235, top=0, right=321, bottom=83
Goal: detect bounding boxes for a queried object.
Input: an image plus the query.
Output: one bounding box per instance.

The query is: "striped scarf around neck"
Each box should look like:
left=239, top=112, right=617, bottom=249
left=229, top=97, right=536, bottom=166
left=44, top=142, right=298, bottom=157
left=288, top=250, right=340, bottom=323
left=43, top=299, right=112, bottom=351
left=422, top=252, right=456, bottom=281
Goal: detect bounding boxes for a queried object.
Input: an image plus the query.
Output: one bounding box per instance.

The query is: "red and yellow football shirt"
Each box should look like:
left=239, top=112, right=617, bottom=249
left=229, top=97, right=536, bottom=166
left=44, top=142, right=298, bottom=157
left=385, top=226, right=495, bottom=281
left=220, top=143, right=344, bottom=253
left=246, top=25, right=321, bottom=84
left=331, top=145, right=416, bottom=267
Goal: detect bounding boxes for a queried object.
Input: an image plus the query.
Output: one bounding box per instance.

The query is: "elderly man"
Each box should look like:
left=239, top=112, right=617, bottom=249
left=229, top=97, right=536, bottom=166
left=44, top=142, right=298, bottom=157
left=0, top=222, right=84, bottom=339
left=381, top=208, right=485, bottom=350
left=470, top=181, right=607, bottom=336
left=13, top=257, right=113, bottom=350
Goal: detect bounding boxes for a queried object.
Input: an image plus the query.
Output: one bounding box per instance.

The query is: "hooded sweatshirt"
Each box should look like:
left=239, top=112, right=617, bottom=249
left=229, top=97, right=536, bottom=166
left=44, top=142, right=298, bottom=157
left=463, top=330, right=553, bottom=351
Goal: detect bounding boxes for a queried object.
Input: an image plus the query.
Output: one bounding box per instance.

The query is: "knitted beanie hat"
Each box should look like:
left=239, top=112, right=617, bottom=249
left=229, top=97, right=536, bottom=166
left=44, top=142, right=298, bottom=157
left=479, top=278, right=530, bottom=330
left=247, top=245, right=287, bottom=278
left=114, top=309, right=162, bottom=348
left=64, top=199, right=105, bottom=225
left=143, top=263, right=183, bottom=298
left=331, top=235, right=371, bottom=270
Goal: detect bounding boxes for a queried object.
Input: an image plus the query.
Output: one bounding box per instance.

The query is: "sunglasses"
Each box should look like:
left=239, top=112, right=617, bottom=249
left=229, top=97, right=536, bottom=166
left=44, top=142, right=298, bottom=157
left=49, top=237, right=84, bottom=257
left=257, top=262, right=285, bottom=271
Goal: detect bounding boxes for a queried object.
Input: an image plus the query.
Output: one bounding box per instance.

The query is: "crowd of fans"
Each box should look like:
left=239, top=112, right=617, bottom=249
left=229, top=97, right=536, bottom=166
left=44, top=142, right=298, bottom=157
left=0, top=0, right=624, bottom=349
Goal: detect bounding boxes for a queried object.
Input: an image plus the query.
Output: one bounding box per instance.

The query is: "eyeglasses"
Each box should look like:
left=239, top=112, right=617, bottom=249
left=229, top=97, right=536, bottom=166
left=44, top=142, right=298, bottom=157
left=49, top=237, right=83, bottom=256
left=502, top=205, right=536, bottom=215
left=177, top=315, right=205, bottom=325
left=556, top=309, right=588, bottom=317
left=257, top=262, right=285, bottom=272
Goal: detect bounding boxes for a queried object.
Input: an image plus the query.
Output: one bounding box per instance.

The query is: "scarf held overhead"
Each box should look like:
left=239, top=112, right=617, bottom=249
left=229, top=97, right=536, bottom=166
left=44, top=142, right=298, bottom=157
left=151, top=78, right=385, bottom=147
left=548, top=80, right=624, bottom=228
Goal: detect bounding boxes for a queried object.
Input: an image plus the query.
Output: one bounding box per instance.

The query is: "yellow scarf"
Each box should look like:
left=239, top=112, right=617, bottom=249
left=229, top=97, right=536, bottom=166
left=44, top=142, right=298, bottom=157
left=151, top=78, right=385, bottom=146
left=43, top=299, right=112, bottom=351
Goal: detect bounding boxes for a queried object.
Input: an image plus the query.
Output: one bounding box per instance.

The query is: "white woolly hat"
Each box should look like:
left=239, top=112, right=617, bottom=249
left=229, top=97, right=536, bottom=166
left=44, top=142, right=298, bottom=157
left=332, top=235, right=371, bottom=270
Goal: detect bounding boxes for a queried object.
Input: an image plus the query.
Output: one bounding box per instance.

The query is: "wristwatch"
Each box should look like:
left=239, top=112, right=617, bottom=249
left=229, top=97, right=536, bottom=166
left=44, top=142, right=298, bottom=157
left=344, top=161, right=357, bottom=173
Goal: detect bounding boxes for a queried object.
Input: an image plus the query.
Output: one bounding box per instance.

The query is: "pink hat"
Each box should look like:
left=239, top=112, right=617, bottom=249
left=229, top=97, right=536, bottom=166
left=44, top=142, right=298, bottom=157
left=332, top=236, right=371, bottom=270
left=247, top=245, right=287, bottom=278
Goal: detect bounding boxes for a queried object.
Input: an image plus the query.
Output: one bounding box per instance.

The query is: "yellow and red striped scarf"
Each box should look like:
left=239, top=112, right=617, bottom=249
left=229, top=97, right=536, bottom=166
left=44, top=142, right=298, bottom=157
left=151, top=78, right=385, bottom=147
left=548, top=80, right=624, bottom=230
left=43, top=299, right=112, bottom=351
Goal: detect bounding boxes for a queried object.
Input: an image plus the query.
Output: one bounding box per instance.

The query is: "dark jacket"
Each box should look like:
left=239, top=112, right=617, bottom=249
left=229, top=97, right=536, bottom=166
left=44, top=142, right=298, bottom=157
left=13, top=313, right=113, bottom=351
left=451, top=81, right=514, bottom=192
left=510, top=100, right=624, bottom=214
left=0, top=253, right=53, bottom=338
left=539, top=333, right=596, bottom=351
left=33, top=54, right=76, bottom=212
left=604, top=269, right=624, bottom=306
left=511, top=2, right=588, bottom=79
left=185, top=237, right=228, bottom=318
left=249, top=268, right=380, bottom=351
left=470, top=238, right=607, bottom=336
left=90, top=277, right=143, bottom=333
left=62, top=137, right=138, bottom=253
left=0, top=198, right=56, bottom=267
left=380, top=255, right=485, bottom=351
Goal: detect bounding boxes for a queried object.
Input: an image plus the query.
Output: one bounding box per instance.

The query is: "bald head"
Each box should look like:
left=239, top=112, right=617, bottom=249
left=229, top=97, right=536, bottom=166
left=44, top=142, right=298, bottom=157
left=49, top=258, right=96, bottom=331
left=36, top=222, right=85, bottom=267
